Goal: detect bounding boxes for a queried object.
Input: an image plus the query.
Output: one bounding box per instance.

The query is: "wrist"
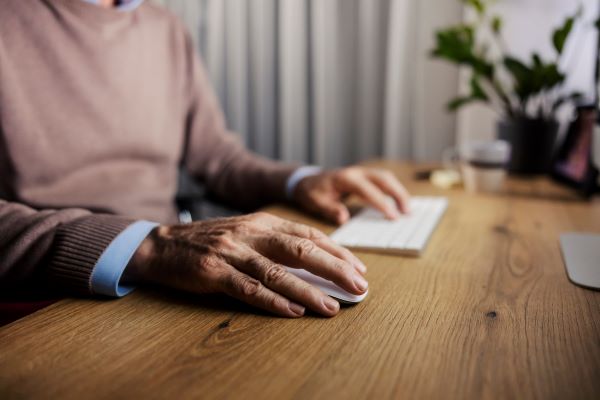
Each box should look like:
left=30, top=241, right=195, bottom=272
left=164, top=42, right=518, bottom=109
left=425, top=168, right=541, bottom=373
left=285, top=166, right=323, bottom=200
left=123, top=226, right=160, bottom=283
left=292, top=174, right=315, bottom=203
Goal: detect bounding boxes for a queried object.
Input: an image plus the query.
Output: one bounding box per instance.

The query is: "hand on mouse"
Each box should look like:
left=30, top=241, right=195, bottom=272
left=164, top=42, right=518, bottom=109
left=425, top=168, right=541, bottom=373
left=292, top=167, right=411, bottom=225
left=125, top=212, right=367, bottom=318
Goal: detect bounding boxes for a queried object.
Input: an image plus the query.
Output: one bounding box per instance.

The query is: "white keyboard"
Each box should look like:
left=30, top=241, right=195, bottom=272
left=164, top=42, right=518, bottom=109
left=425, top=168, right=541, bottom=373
left=330, top=196, right=448, bottom=256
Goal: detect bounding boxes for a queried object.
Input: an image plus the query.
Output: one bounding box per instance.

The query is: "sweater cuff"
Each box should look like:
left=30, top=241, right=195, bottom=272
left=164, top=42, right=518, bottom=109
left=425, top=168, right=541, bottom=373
left=48, top=214, right=136, bottom=295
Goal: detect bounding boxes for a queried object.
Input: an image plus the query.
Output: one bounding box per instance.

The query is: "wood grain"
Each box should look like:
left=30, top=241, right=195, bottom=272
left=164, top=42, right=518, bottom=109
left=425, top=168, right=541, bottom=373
left=1, top=162, right=599, bottom=400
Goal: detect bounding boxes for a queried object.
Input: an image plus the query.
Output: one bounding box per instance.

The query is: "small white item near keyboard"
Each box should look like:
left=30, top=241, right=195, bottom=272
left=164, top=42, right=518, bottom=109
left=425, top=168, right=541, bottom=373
left=330, top=196, right=448, bottom=256
left=285, top=267, right=368, bottom=304
left=560, top=233, right=600, bottom=290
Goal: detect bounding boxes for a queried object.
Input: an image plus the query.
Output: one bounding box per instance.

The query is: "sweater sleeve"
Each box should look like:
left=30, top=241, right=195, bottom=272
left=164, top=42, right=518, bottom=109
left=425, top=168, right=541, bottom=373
left=0, top=199, right=135, bottom=294
left=180, top=33, right=299, bottom=210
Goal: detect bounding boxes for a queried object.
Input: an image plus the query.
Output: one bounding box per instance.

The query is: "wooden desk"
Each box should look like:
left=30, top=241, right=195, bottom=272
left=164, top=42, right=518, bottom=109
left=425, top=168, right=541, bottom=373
left=1, top=162, right=599, bottom=399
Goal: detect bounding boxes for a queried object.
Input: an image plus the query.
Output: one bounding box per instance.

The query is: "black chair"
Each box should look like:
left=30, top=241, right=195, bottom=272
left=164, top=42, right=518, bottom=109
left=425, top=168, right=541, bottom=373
left=175, top=168, right=241, bottom=222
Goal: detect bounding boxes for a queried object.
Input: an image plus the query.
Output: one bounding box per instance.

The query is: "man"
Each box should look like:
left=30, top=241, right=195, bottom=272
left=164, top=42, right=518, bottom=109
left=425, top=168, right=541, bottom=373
left=0, top=0, right=410, bottom=318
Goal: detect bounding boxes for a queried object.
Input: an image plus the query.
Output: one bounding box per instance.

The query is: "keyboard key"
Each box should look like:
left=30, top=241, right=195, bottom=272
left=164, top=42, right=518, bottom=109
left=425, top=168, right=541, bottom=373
left=330, top=196, right=448, bottom=256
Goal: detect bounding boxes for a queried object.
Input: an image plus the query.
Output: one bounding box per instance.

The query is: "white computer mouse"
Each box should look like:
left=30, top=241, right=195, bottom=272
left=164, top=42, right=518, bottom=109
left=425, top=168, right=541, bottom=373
left=285, top=267, right=368, bottom=304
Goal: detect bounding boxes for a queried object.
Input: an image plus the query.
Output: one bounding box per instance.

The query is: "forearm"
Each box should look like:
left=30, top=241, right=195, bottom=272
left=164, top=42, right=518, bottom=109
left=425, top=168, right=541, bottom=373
left=0, top=200, right=135, bottom=294
left=179, top=31, right=299, bottom=209
left=195, top=141, right=298, bottom=209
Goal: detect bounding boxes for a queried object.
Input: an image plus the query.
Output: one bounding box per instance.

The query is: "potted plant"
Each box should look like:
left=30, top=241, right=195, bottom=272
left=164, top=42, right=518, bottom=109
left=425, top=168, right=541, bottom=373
left=431, top=0, right=585, bottom=174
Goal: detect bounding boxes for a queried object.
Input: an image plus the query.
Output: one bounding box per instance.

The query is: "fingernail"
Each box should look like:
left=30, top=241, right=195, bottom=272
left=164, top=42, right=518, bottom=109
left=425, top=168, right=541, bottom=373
left=337, top=209, right=350, bottom=224
left=354, top=275, right=369, bottom=292
left=323, top=297, right=339, bottom=312
left=289, top=302, right=305, bottom=316
left=387, top=208, right=400, bottom=219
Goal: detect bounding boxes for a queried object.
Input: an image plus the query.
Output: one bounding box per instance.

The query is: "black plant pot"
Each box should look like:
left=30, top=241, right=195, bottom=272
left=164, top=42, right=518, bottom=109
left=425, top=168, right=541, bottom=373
left=497, top=117, right=559, bottom=175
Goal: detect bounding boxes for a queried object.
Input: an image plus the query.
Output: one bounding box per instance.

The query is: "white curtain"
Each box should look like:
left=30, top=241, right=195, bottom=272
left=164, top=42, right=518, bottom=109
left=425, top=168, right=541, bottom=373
left=155, top=0, right=462, bottom=167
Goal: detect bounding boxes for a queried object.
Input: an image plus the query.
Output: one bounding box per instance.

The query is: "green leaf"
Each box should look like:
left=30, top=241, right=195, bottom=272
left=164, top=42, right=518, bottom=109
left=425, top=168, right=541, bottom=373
left=462, top=0, right=486, bottom=15
left=542, top=64, right=566, bottom=88
left=473, top=59, right=494, bottom=79
left=446, top=75, right=490, bottom=111
left=503, top=56, right=535, bottom=103
left=552, top=15, right=575, bottom=55
left=491, top=16, right=502, bottom=34
left=431, top=24, right=494, bottom=79
left=502, top=53, right=567, bottom=106
left=504, top=57, right=530, bottom=76
left=470, top=76, right=489, bottom=101
left=447, top=96, right=478, bottom=111
left=533, top=54, right=565, bottom=90
left=532, top=53, right=543, bottom=68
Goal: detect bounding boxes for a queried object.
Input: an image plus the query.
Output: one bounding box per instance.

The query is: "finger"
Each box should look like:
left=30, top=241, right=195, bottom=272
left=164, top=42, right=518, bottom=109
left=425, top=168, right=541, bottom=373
left=367, top=170, right=412, bottom=214
left=253, top=214, right=366, bottom=275
left=274, top=220, right=367, bottom=275
left=311, top=236, right=367, bottom=275
left=235, top=253, right=340, bottom=317
left=339, top=173, right=400, bottom=219
left=219, top=266, right=306, bottom=318
left=309, top=194, right=350, bottom=225
left=256, top=234, right=368, bottom=295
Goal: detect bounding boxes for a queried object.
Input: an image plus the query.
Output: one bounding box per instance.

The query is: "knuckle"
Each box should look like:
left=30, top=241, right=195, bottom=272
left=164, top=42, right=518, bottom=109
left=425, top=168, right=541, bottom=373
left=341, top=248, right=355, bottom=260
left=294, top=239, right=315, bottom=259
left=342, top=167, right=360, bottom=178
left=307, top=191, right=321, bottom=202
left=268, top=295, right=285, bottom=311
left=214, top=234, right=236, bottom=250
left=382, top=170, right=395, bottom=180
left=232, top=222, right=250, bottom=235
left=264, top=264, right=287, bottom=285
left=197, top=256, right=216, bottom=274
left=266, top=234, right=284, bottom=249
left=233, top=274, right=262, bottom=297
left=334, top=259, right=352, bottom=274
left=262, top=236, right=283, bottom=256
left=307, top=226, right=326, bottom=240
left=299, top=284, right=314, bottom=300
left=244, top=213, right=260, bottom=224
left=251, top=212, right=270, bottom=222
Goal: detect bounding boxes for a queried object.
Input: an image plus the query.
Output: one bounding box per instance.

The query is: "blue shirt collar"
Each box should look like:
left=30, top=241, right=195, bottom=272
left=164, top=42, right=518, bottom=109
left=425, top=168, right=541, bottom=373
left=81, top=0, right=144, bottom=12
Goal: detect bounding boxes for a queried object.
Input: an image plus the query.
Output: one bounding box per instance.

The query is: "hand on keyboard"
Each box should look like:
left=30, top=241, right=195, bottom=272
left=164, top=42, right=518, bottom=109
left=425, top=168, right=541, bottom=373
left=292, top=166, right=411, bottom=225
left=330, top=197, right=448, bottom=256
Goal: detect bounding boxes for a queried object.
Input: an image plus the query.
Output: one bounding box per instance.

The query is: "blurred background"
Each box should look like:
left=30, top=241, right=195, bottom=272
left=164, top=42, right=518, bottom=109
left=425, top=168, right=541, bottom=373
left=154, top=0, right=599, bottom=168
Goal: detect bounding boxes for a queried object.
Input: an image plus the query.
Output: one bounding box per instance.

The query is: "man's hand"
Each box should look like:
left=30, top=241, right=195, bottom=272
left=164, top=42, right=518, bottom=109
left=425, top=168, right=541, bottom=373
left=293, top=167, right=411, bottom=225
left=126, top=212, right=368, bottom=318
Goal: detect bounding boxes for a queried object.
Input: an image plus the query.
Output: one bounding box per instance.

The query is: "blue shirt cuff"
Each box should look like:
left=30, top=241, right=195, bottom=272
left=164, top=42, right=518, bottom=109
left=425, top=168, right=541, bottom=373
left=81, top=0, right=144, bottom=12
left=90, top=220, right=159, bottom=297
left=285, top=166, right=323, bottom=199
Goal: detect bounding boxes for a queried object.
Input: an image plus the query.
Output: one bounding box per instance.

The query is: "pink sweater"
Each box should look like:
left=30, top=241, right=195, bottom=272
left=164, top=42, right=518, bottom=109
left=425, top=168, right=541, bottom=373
left=0, top=0, right=297, bottom=294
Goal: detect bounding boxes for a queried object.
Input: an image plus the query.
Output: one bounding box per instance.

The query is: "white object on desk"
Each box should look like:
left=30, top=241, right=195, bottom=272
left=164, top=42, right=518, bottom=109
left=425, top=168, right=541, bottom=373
left=560, top=233, right=600, bottom=290
left=330, top=196, right=448, bottom=256
left=430, top=169, right=462, bottom=189
left=444, top=140, right=511, bottom=193
left=285, top=267, right=368, bottom=304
